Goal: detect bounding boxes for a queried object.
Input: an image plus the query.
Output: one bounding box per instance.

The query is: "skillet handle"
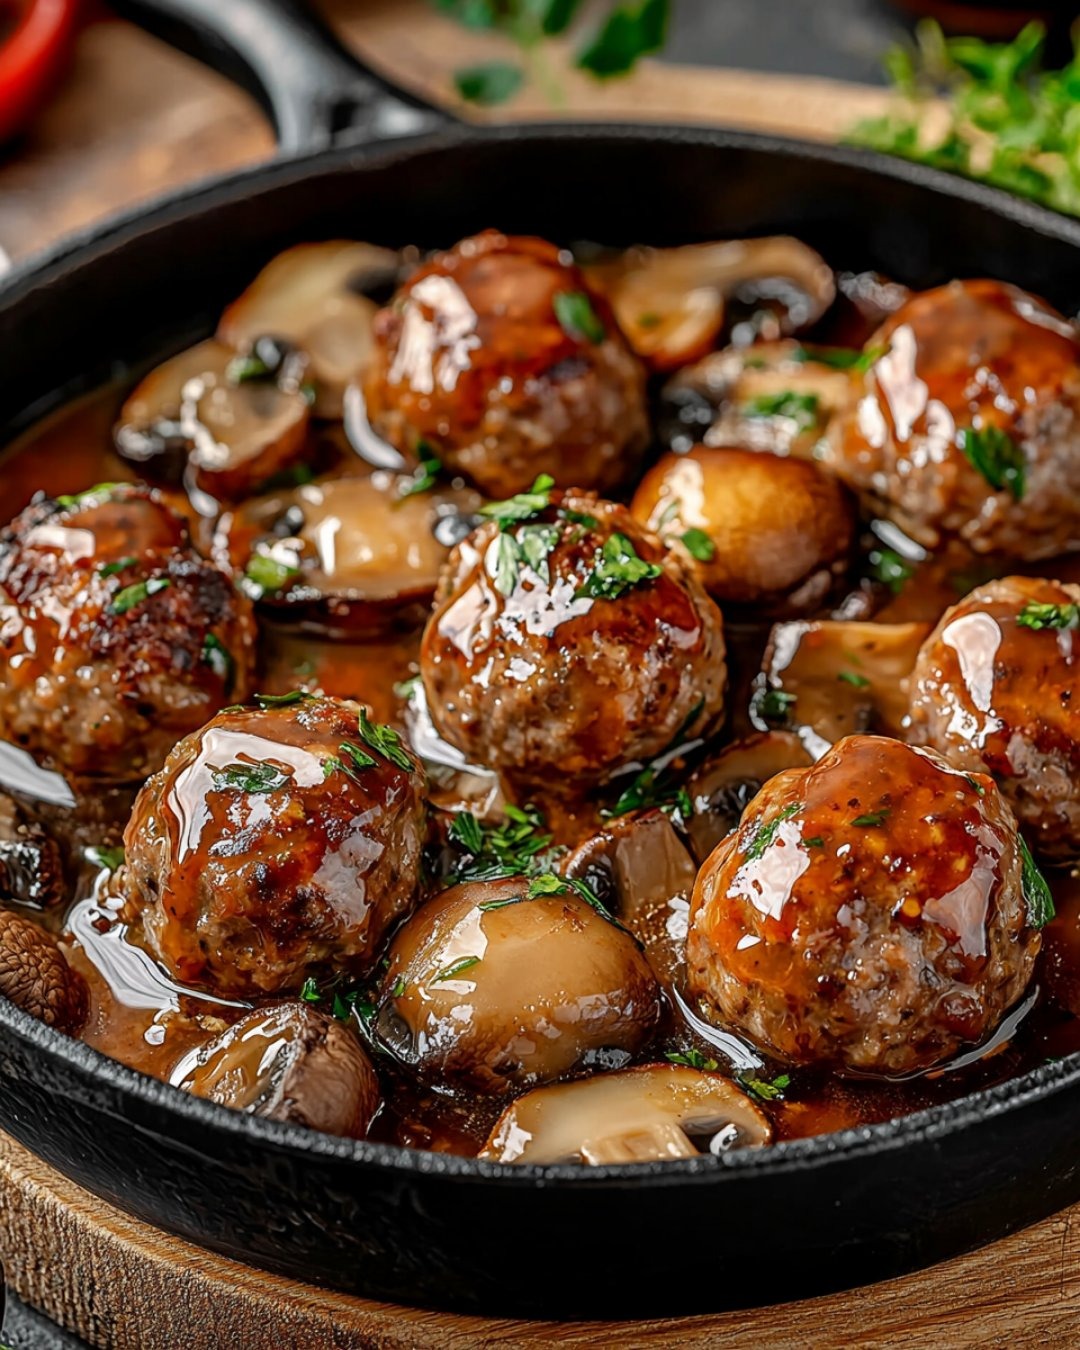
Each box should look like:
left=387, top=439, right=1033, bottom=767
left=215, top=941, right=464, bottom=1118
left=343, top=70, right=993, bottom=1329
left=109, top=0, right=450, bottom=152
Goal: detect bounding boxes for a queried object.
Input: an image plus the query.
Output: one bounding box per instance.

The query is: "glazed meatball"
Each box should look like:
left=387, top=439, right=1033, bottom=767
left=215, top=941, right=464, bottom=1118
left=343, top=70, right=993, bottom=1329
left=362, top=231, right=649, bottom=498
left=374, top=876, right=661, bottom=1092
left=420, top=489, right=727, bottom=791
left=119, top=695, right=427, bottom=997
left=686, top=735, right=1041, bottom=1076
left=909, top=576, right=1080, bottom=860
left=0, top=909, right=88, bottom=1033
left=823, top=280, right=1080, bottom=558
left=177, top=1003, right=381, bottom=1138
left=0, top=483, right=255, bottom=779
left=631, top=445, right=856, bottom=612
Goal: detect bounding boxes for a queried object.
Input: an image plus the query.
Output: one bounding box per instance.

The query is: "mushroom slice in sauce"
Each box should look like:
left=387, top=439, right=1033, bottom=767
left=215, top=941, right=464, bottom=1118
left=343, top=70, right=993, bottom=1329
left=660, top=339, right=854, bottom=458
left=218, top=242, right=401, bottom=418
left=479, top=1063, right=771, bottom=1164
left=0, top=792, right=64, bottom=910
left=115, top=338, right=311, bottom=500
left=173, top=1002, right=380, bottom=1139
left=216, top=472, right=482, bottom=637
left=585, top=238, right=835, bottom=371
left=752, top=620, right=931, bottom=758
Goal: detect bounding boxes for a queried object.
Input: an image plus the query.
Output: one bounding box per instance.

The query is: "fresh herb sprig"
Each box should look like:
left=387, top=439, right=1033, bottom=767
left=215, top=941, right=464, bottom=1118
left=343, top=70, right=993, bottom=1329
left=1020, top=835, right=1056, bottom=928
left=449, top=803, right=558, bottom=882
left=958, top=426, right=1026, bottom=501
left=741, top=390, right=820, bottom=430
left=577, top=531, right=662, bottom=601
left=1017, top=600, right=1080, bottom=631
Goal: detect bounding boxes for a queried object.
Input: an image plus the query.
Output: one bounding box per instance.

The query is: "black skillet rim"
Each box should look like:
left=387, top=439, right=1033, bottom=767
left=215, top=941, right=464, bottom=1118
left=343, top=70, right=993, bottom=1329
left=4, top=117, right=1080, bottom=1190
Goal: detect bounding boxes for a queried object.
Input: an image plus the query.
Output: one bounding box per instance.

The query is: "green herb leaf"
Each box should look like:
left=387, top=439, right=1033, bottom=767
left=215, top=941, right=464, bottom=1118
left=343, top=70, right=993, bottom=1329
left=201, top=633, right=234, bottom=684
left=253, top=690, right=312, bottom=708
left=227, top=352, right=273, bottom=384
left=399, top=452, right=442, bottom=499
left=56, top=483, right=127, bottom=510
left=681, top=528, right=716, bottom=562
left=869, top=546, right=916, bottom=595
left=339, top=739, right=378, bottom=780
left=518, top=522, right=561, bottom=581
left=803, top=835, right=824, bottom=848
left=742, top=390, right=820, bottom=430
left=109, top=577, right=170, bottom=616
left=838, top=670, right=871, bottom=689
left=454, top=60, right=524, bottom=105
left=492, top=531, right=523, bottom=597
left=87, top=845, right=124, bottom=872
left=577, top=531, right=662, bottom=601
left=478, top=893, right=527, bottom=911
left=753, top=687, right=797, bottom=725
left=99, top=556, right=136, bottom=578
left=958, top=426, right=1026, bottom=501
left=433, top=955, right=482, bottom=982
left=553, top=290, right=606, bottom=344
left=1020, top=835, right=1055, bottom=928
left=357, top=707, right=415, bottom=773
left=1017, top=600, right=1080, bottom=631
left=526, top=872, right=567, bottom=898
left=211, top=761, right=291, bottom=794
left=738, top=1071, right=792, bottom=1102
left=576, top=0, right=669, bottom=77
left=792, top=343, right=887, bottom=373
left=300, top=976, right=321, bottom=1003
left=244, top=552, right=300, bottom=596
left=665, top=1048, right=719, bottom=1071
left=851, top=810, right=890, bottom=827
left=745, top=802, right=802, bottom=861
left=449, top=804, right=557, bottom=883
left=480, top=474, right=555, bottom=527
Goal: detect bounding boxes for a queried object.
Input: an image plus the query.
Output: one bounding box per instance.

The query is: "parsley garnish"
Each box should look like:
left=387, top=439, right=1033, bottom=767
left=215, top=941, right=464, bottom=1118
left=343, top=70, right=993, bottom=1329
left=211, top=761, right=291, bottom=794
left=489, top=521, right=561, bottom=597
left=851, top=810, right=890, bottom=827
left=300, top=976, right=321, bottom=1003
left=110, top=577, right=170, bottom=616
left=742, top=390, right=820, bottom=430
left=738, top=1072, right=792, bottom=1102
left=666, top=1048, right=719, bottom=1071
left=1017, top=601, right=1080, bottom=631
left=201, top=634, right=234, bottom=684
left=577, top=532, right=662, bottom=601
left=454, top=60, right=524, bottom=105
left=449, top=804, right=556, bottom=882
left=244, top=552, right=299, bottom=596
left=965, top=776, right=987, bottom=796
left=869, top=546, right=916, bottom=595
left=99, top=556, right=136, bottom=578
left=56, top=482, right=126, bottom=510
left=227, top=352, right=273, bottom=384
left=791, top=344, right=887, bottom=373
left=803, top=836, right=824, bottom=848
left=553, top=290, right=606, bottom=344
left=838, top=670, right=871, bottom=689
left=356, top=707, right=415, bottom=773
left=433, top=955, right=482, bottom=982
left=681, top=528, right=716, bottom=562
left=339, top=740, right=378, bottom=780
left=1020, top=835, right=1055, bottom=929
left=398, top=450, right=442, bottom=499
left=753, top=687, right=797, bottom=726
left=526, top=872, right=567, bottom=898
left=744, top=802, right=802, bottom=861
left=577, top=0, right=669, bottom=77
left=253, top=690, right=312, bottom=708
left=958, top=426, right=1026, bottom=501
left=604, top=698, right=703, bottom=821
left=480, top=473, right=555, bottom=527
left=86, top=845, right=124, bottom=871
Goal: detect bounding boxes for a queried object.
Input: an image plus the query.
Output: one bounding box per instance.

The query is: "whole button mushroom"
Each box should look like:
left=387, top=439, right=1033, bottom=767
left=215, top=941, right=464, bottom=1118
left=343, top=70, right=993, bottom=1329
left=686, top=735, right=1045, bottom=1077
left=822, top=279, right=1080, bottom=559
left=362, top=230, right=649, bottom=499
left=909, top=576, right=1080, bottom=861
left=480, top=1064, right=771, bottom=1164
left=0, top=910, right=88, bottom=1033
left=0, top=483, right=256, bottom=780
left=118, top=693, right=427, bottom=998
left=174, top=1002, right=381, bottom=1139
left=420, top=484, right=726, bottom=793
left=373, top=876, right=662, bottom=1093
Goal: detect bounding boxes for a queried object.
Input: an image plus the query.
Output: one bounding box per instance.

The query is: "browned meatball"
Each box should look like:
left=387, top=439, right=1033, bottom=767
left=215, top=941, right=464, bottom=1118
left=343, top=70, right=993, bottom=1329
left=362, top=231, right=649, bottom=499
left=119, top=694, right=427, bottom=997
left=0, top=909, right=88, bottom=1033
left=686, top=735, right=1041, bottom=1076
left=374, top=876, right=661, bottom=1092
left=0, top=483, right=255, bottom=779
left=176, top=1003, right=380, bottom=1138
left=909, top=576, right=1080, bottom=860
left=420, top=489, right=726, bottom=792
left=823, top=280, right=1080, bottom=559
left=630, top=445, right=856, bottom=612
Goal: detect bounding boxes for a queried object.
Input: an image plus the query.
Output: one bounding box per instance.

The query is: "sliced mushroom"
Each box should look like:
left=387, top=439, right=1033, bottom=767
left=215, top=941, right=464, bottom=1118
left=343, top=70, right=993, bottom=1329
left=660, top=340, right=854, bottom=458
left=752, top=620, right=932, bottom=758
left=585, top=238, right=835, bottom=371
left=0, top=909, right=88, bottom=1032
left=0, top=793, right=64, bottom=910
left=115, top=338, right=311, bottom=500
left=215, top=471, right=481, bottom=637
left=479, top=1064, right=772, bottom=1164
left=684, top=732, right=813, bottom=865
left=218, top=242, right=401, bottom=418
left=564, top=810, right=697, bottom=987
left=173, top=1002, right=380, bottom=1139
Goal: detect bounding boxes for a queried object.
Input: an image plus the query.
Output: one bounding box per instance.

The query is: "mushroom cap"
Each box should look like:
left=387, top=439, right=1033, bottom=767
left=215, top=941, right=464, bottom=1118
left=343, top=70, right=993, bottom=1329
left=375, top=876, right=662, bottom=1093
left=480, top=1064, right=771, bottom=1164
left=0, top=909, right=88, bottom=1033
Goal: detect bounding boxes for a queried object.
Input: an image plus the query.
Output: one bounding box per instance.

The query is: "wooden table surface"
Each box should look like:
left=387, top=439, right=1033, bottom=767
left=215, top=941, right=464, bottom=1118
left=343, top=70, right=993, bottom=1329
left=0, top=4, right=1077, bottom=1346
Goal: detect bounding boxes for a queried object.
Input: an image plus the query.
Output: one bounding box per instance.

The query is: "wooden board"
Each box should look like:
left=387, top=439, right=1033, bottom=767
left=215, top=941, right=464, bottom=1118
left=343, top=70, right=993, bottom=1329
left=3, top=1129, right=1080, bottom=1348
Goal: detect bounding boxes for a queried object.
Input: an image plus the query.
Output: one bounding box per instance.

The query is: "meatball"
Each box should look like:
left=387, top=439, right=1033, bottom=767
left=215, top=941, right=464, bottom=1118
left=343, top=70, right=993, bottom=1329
left=362, top=231, right=649, bottom=499
left=909, top=576, right=1080, bottom=860
left=420, top=489, right=727, bottom=791
left=0, top=909, right=88, bottom=1033
left=0, top=483, right=255, bottom=779
left=630, top=445, right=855, bottom=612
left=686, top=735, right=1041, bottom=1076
left=119, top=694, right=427, bottom=997
left=374, top=876, right=661, bottom=1092
left=823, top=279, right=1080, bottom=558
left=176, top=1003, right=380, bottom=1138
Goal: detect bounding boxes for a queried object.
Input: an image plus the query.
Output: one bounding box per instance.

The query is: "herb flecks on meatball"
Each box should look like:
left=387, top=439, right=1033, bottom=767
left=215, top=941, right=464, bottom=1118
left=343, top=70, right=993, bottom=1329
left=420, top=482, right=727, bottom=792
left=686, top=734, right=1044, bottom=1077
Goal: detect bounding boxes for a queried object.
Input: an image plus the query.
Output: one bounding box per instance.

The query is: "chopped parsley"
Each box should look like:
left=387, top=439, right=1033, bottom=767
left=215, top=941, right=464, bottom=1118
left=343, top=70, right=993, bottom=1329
left=433, top=955, right=482, bottom=982
left=738, top=1072, right=792, bottom=1102
left=665, top=1048, right=719, bottom=1071
left=526, top=872, right=567, bottom=898
left=56, top=483, right=126, bottom=510
left=604, top=698, right=703, bottom=821
left=449, top=804, right=556, bottom=882
left=480, top=474, right=555, bottom=528
left=838, top=670, right=871, bottom=689
left=1017, top=600, right=1080, bottom=631
left=681, top=528, right=716, bottom=562
left=86, top=845, right=124, bottom=872
left=211, top=761, right=291, bottom=794
left=965, top=776, right=987, bottom=796
left=851, top=810, right=890, bottom=827
left=791, top=343, right=887, bottom=373
left=744, top=802, right=802, bottom=861
left=201, top=633, right=234, bottom=684
left=553, top=290, right=606, bottom=345
left=357, top=707, right=415, bottom=773
left=253, top=690, right=313, bottom=708
left=300, top=976, right=321, bottom=1003
left=227, top=352, right=274, bottom=384
left=454, top=60, right=524, bottom=106
left=803, top=835, right=824, bottom=849
left=1020, top=835, right=1055, bottom=929
left=489, top=520, right=561, bottom=597
left=753, top=687, right=797, bottom=726
left=478, top=893, right=526, bottom=912
left=742, top=390, right=820, bottom=430
left=869, top=546, right=916, bottom=595
left=99, top=556, right=136, bottom=578
left=110, top=577, right=170, bottom=616
left=244, top=552, right=300, bottom=596
left=577, top=531, right=662, bottom=601
left=398, top=449, right=442, bottom=499
left=958, top=425, right=1026, bottom=501
left=337, top=740, right=378, bottom=781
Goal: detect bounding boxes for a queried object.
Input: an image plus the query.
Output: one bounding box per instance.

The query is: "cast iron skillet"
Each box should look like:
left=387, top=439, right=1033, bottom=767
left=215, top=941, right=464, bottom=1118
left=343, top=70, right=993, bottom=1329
left=4, top=0, right=1080, bottom=1320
